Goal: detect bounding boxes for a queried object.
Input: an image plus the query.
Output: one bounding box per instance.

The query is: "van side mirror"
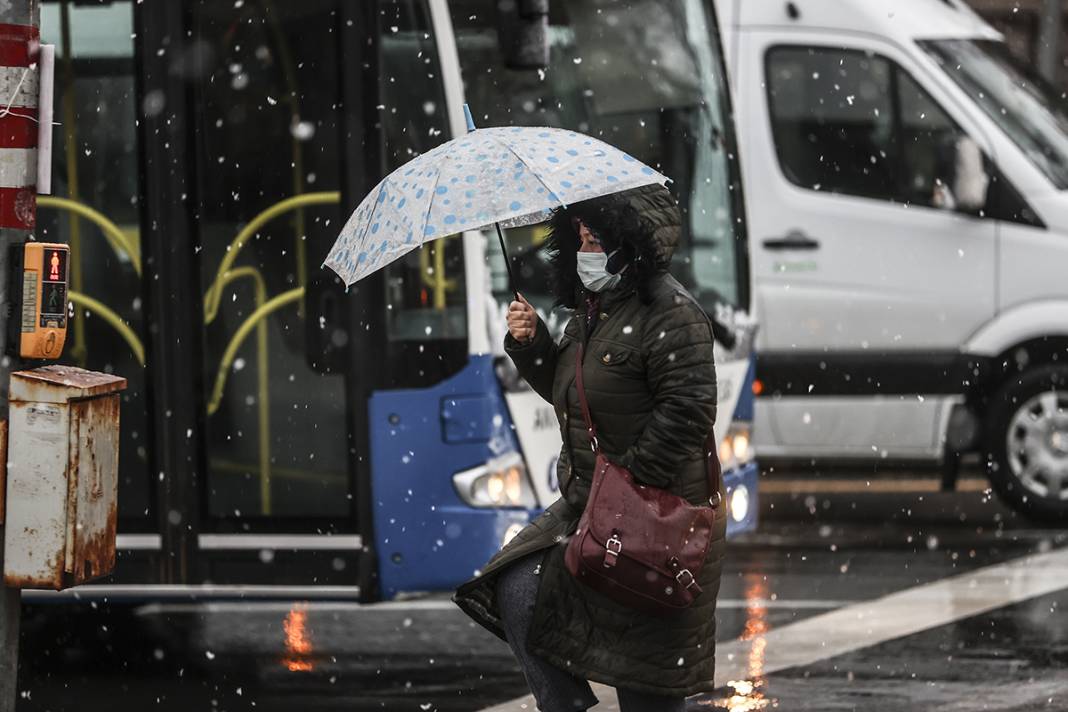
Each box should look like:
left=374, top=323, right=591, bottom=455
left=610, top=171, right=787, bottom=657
left=951, top=136, right=990, bottom=213
left=496, top=0, right=550, bottom=69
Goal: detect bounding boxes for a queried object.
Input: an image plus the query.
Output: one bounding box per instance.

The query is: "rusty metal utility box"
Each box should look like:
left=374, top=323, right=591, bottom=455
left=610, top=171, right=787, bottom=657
left=3, top=365, right=126, bottom=589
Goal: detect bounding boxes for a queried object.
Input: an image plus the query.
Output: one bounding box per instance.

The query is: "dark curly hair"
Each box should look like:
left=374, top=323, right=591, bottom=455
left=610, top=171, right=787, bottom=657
left=542, top=186, right=670, bottom=310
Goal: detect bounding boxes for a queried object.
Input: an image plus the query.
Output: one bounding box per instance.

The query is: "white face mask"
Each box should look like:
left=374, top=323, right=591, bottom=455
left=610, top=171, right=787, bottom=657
left=576, top=248, right=627, bottom=292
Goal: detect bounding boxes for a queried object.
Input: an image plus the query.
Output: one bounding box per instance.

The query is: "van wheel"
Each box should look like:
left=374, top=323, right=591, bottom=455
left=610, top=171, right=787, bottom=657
left=985, top=365, right=1068, bottom=523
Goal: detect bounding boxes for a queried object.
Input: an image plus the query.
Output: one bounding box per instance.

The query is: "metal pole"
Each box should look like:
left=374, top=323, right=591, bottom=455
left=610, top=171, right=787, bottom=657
left=0, top=2, right=40, bottom=708
left=1038, top=0, right=1063, bottom=84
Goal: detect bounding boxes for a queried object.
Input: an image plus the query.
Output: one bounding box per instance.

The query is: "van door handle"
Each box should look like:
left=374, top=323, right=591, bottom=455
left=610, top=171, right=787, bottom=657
left=762, top=229, right=820, bottom=251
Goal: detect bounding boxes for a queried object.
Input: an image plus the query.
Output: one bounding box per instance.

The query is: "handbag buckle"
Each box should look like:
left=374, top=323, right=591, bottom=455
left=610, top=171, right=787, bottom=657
left=675, top=568, right=697, bottom=590
left=708, top=490, right=722, bottom=508
left=604, top=534, right=622, bottom=568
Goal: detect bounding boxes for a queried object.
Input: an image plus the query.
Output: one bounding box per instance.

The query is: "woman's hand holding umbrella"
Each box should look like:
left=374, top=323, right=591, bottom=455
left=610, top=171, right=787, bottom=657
left=507, top=293, right=537, bottom=344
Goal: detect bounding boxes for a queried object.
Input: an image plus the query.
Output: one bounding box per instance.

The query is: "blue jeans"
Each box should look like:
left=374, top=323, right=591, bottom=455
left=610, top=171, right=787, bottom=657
left=495, top=551, right=687, bottom=712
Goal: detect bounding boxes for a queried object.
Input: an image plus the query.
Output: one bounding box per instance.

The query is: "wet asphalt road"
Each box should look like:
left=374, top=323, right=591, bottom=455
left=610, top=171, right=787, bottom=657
left=15, top=471, right=1068, bottom=712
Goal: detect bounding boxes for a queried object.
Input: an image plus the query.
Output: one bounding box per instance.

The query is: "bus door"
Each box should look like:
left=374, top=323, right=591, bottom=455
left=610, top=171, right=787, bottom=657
left=170, top=0, right=372, bottom=591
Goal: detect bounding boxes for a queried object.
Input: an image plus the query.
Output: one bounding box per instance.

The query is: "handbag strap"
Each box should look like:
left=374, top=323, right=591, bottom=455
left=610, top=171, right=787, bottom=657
left=574, top=342, right=600, bottom=452
left=574, top=341, right=721, bottom=504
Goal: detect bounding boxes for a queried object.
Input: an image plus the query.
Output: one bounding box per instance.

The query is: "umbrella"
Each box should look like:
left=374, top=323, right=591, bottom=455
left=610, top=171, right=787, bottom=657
left=322, top=105, right=670, bottom=296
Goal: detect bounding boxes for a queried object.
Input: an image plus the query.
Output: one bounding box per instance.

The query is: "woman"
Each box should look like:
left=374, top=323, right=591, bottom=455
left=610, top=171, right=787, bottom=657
left=453, top=183, right=726, bottom=711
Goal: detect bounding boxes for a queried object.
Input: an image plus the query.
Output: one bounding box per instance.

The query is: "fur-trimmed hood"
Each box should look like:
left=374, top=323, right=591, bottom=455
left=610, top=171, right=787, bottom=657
left=542, top=183, right=680, bottom=309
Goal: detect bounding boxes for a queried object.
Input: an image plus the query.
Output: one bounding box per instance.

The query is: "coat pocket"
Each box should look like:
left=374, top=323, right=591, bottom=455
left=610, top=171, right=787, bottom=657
left=593, top=343, right=633, bottom=367
left=590, top=343, right=643, bottom=386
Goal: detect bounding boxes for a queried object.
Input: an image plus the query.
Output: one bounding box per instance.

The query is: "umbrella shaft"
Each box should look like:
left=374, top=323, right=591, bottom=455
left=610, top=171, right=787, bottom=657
left=495, top=222, right=519, bottom=302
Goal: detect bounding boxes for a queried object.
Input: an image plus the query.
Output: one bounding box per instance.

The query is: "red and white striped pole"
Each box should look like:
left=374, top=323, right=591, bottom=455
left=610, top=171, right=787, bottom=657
left=0, top=4, right=39, bottom=710
left=0, top=21, right=39, bottom=231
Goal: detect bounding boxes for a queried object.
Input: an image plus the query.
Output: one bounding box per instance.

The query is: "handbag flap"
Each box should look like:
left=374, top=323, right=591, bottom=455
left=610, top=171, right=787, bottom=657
left=584, top=453, right=714, bottom=578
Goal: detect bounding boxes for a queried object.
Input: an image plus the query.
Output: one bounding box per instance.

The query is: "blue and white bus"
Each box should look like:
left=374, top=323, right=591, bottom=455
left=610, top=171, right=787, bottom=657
left=31, top=0, right=757, bottom=601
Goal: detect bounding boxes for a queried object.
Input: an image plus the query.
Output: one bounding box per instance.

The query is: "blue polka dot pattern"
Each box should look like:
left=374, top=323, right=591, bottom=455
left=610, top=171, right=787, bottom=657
left=323, top=126, right=668, bottom=285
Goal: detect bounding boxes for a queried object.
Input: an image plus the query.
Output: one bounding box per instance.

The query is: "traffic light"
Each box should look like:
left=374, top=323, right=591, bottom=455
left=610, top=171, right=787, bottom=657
left=6, top=241, right=69, bottom=360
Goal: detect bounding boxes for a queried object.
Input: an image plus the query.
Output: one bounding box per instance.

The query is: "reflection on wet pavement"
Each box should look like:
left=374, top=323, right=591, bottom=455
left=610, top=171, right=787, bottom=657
left=716, top=575, right=773, bottom=711
left=282, top=604, right=314, bottom=673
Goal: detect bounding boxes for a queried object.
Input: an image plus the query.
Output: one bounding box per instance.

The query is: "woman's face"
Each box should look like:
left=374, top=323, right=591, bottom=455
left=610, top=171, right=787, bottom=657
left=571, top=216, right=605, bottom=254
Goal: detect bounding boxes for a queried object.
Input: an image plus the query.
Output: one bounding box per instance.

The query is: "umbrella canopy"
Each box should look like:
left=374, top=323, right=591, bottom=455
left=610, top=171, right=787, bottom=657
left=323, top=123, right=669, bottom=286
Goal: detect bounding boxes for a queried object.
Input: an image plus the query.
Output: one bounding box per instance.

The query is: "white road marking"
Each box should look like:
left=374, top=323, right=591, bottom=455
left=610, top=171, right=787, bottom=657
left=479, top=546, right=1068, bottom=711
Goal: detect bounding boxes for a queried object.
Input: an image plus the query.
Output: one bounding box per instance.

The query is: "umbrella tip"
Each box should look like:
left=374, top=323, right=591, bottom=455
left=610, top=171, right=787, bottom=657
left=463, top=103, right=476, bottom=132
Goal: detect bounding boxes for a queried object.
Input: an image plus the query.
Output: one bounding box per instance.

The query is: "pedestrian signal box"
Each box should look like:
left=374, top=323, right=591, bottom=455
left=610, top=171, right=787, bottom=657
left=7, top=242, right=69, bottom=360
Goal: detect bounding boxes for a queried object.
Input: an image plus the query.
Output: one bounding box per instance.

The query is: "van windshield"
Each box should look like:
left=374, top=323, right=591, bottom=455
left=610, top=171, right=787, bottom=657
left=921, top=38, right=1068, bottom=190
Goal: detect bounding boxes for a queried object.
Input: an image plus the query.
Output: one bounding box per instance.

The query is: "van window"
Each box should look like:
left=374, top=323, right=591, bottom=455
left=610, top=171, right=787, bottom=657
left=766, top=46, right=970, bottom=209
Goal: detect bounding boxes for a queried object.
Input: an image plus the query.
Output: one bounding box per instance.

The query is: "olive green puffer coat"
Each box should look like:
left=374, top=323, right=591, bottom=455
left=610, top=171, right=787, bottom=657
left=453, top=188, right=725, bottom=697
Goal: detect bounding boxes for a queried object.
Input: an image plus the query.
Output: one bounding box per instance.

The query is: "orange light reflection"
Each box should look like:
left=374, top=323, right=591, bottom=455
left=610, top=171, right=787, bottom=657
left=719, top=574, right=774, bottom=711
left=282, top=603, right=315, bottom=672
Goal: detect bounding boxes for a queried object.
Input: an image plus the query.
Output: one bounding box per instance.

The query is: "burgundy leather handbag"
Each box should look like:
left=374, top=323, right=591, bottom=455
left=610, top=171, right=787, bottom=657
left=564, top=341, right=723, bottom=617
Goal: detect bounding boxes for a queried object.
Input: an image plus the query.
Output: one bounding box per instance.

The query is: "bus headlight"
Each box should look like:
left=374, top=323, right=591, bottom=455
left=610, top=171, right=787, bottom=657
left=729, top=484, right=750, bottom=523
left=718, top=422, right=754, bottom=471
left=453, top=453, right=537, bottom=508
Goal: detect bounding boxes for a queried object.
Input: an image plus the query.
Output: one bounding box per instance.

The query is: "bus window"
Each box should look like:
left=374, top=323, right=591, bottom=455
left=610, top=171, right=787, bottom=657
left=450, top=0, right=748, bottom=332
left=39, top=1, right=153, bottom=530
left=186, top=1, right=351, bottom=523
left=379, top=0, right=468, bottom=387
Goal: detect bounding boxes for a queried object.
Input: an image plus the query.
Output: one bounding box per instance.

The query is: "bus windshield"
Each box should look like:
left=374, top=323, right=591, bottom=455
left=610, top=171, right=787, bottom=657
left=922, top=38, right=1068, bottom=190
left=450, top=0, right=748, bottom=332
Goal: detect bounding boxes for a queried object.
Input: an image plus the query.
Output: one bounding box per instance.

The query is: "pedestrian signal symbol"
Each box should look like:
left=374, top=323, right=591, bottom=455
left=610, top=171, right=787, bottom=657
left=5, top=242, right=70, bottom=360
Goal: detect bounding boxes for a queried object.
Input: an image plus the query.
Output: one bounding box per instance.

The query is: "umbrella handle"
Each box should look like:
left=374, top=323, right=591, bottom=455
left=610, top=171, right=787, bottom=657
left=495, top=222, right=520, bottom=302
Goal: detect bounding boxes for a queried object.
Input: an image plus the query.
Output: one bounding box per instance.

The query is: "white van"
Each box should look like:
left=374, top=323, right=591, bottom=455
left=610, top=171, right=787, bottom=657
left=715, top=0, right=1068, bottom=520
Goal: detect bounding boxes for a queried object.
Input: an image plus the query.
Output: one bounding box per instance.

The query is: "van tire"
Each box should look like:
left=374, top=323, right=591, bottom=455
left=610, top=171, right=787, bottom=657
left=985, top=365, right=1068, bottom=524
